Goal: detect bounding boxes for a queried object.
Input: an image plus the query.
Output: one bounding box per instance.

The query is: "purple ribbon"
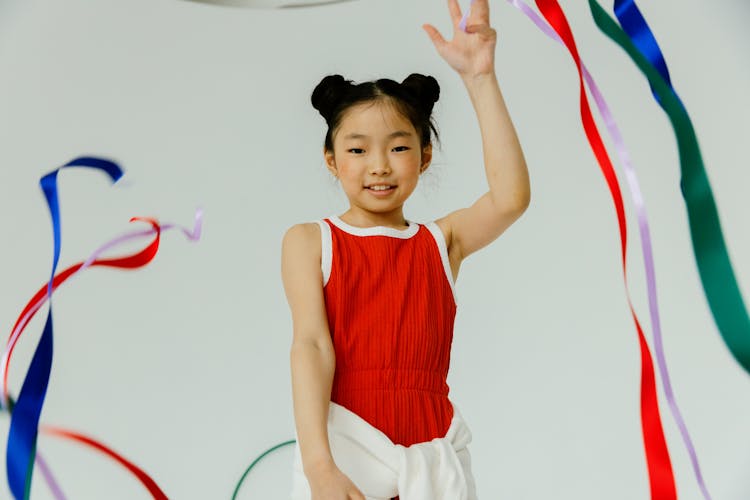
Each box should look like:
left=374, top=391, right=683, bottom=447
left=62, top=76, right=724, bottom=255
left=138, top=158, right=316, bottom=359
left=34, top=454, right=65, bottom=500
left=2, top=209, right=202, bottom=499
left=458, top=0, right=708, bottom=495
left=2, top=210, right=203, bottom=406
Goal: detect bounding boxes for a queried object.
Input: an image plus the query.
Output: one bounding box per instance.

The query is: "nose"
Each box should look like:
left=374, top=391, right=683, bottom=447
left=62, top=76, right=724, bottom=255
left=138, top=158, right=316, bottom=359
left=369, top=158, right=391, bottom=175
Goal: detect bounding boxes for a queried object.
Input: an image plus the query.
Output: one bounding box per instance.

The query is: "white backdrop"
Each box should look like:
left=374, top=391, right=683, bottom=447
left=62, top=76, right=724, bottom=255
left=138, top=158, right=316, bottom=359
left=0, top=0, right=749, bottom=498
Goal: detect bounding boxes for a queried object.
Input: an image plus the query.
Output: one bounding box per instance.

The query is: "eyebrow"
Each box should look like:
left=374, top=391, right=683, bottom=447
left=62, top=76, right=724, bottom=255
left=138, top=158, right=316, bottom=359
left=343, top=130, right=413, bottom=140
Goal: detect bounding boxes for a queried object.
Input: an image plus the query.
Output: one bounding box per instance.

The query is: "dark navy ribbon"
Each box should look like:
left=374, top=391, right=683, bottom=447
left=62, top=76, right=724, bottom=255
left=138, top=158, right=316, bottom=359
left=6, top=157, right=122, bottom=499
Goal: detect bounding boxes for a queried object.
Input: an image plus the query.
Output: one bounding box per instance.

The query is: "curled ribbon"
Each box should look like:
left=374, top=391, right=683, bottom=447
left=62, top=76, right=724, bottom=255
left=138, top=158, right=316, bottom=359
left=2, top=212, right=203, bottom=405
left=4, top=156, right=202, bottom=498
left=6, top=157, right=123, bottom=499
left=3, top=216, right=201, bottom=498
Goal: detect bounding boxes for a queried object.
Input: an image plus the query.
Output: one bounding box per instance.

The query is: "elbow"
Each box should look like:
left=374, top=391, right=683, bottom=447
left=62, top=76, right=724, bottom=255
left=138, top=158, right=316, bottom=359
left=490, top=184, right=530, bottom=215
left=503, top=191, right=530, bottom=214
left=514, top=183, right=531, bottom=212
left=517, top=191, right=531, bottom=212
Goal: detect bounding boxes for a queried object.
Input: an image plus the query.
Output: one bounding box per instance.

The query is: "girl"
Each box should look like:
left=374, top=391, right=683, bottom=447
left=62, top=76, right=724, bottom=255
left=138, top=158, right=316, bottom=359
left=282, top=0, right=530, bottom=498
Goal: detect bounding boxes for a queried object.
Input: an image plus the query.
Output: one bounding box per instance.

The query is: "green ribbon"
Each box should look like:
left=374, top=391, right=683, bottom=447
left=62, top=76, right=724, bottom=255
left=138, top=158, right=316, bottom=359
left=231, top=439, right=296, bottom=499
left=588, top=0, right=750, bottom=375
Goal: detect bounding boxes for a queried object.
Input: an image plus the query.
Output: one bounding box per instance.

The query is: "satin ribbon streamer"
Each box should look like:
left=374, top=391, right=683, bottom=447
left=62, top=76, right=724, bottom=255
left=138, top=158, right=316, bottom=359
left=611, top=0, right=681, bottom=109
left=3, top=397, right=66, bottom=499
left=5, top=211, right=201, bottom=498
left=589, top=0, right=750, bottom=487
left=605, top=0, right=750, bottom=381
left=3, top=213, right=201, bottom=498
left=5, top=156, right=201, bottom=498
left=6, top=157, right=123, bottom=499
left=5, top=393, right=175, bottom=500
left=465, top=1, right=712, bottom=497
left=32, top=452, right=64, bottom=500
left=2, top=212, right=203, bottom=404
left=602, top=0, right=750, bottom=378
left=460, top=0, right=678, bottom=498
left=498, top=1, right=711, bottom=498
left=3, top=216, right=202, bottom=498
left=606, top=2, right=714, bottom=497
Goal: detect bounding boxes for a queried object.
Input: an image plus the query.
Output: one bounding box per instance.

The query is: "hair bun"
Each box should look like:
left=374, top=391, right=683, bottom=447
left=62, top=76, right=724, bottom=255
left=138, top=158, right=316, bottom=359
left=400, top=73, right=440, bottom=115
left=311, top=74, right=352, bottom=123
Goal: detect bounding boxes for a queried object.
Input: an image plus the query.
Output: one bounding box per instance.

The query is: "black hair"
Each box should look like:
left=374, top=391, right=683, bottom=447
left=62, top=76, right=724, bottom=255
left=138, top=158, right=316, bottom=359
left=310, top=73, right=442, bottom=157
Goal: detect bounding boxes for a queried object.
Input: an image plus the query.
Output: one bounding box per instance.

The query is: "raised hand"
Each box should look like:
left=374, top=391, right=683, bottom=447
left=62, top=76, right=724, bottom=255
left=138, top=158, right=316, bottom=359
left=422, top=0, right=498, bottom=80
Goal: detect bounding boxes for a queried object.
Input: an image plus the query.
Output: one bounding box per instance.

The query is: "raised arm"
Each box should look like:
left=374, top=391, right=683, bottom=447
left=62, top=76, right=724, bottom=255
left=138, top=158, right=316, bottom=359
left=281, top=223, right=337, bottom=476
left=424, top=0, right=531, bottom=263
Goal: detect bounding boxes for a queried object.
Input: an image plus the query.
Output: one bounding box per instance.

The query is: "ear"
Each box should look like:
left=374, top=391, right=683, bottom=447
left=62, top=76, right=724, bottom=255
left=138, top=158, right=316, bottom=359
left=324, top=148, right=338, bottom=177
left=420, top=143, right=433, bottom=173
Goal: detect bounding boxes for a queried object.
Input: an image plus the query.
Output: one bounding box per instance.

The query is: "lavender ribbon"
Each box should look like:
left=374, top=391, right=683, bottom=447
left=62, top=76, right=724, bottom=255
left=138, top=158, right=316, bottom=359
left=458, top=0, right=709, bottom=495
left=2, top=210, right=201, bottom=499
left=1, top=210, right=203, bottom=407
left=34, top=453, right=65, bottom=500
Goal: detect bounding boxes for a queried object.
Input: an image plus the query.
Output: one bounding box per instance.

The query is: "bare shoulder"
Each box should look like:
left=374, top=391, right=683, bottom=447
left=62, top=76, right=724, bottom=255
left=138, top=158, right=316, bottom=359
left=281, top=221, right=331, bottom=350
left=282, top=222, right=321, bottom=256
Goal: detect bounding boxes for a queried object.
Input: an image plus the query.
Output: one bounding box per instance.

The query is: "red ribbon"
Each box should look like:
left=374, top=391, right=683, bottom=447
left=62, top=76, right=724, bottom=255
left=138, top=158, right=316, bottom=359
left=40, top=426, right=168, bottom=500
left=4, top=217, right=169, bottom=498
left=3, top=217, right=160, bottom=400
left=533, top=1, right=676, bottom=497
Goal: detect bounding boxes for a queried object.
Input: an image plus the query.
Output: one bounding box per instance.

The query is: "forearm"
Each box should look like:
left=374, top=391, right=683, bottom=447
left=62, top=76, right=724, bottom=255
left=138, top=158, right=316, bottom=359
left=462, top=72, right=531, bottom=209
left=290, top=340, right=337, bottom=475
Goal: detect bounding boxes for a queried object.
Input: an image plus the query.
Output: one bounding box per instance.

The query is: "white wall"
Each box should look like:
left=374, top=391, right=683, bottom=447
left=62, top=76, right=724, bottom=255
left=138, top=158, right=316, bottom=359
left=0, top=0, right=748, bottom=498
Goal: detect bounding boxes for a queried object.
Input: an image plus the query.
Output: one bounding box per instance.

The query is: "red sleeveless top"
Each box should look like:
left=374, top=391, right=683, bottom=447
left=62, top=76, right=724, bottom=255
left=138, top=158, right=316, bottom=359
left=316, top=214, right=458, bottom=448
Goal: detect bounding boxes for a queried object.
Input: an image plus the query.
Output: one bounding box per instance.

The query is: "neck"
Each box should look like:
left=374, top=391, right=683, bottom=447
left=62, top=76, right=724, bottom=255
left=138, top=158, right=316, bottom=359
left=339, top=208, right=408, bottom=229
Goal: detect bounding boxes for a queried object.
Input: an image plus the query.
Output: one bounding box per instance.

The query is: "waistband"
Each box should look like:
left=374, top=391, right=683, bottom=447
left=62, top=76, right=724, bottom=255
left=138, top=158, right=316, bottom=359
left=291, top=399, right=477, bottom=500
left=332, top=368, right=450, bottom=395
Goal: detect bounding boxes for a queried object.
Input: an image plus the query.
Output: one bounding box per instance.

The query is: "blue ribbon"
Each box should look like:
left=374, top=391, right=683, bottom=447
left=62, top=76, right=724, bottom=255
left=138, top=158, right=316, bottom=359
left=612, top=0, right=683, bottom=108
left=6, top=157, right=122, bottom=499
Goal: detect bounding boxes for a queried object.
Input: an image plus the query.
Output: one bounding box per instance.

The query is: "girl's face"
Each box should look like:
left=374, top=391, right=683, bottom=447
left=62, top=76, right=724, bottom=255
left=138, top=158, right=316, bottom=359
left=324, top=100, right=432, bottom=222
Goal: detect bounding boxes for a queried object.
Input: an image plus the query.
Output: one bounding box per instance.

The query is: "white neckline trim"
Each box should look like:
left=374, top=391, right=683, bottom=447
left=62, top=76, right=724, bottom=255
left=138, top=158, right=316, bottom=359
left=328, top=215, right=420, bottom=239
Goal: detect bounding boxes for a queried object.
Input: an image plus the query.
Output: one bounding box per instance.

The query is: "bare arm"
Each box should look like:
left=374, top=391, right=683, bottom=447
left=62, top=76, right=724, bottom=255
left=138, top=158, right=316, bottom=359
left=282, top=223, right=337, bottom=476
left=290, top=343, right=336, bottom=474
left=424, top=0, right=531, bottom=263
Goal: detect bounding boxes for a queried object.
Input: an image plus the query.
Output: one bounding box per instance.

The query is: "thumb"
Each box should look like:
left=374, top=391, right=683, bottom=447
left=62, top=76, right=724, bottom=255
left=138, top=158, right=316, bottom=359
left=422, top=23, right=448, bottom=50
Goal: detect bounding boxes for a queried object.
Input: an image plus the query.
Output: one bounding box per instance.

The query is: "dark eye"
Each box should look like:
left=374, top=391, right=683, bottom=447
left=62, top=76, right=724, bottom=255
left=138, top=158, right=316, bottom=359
left=348, top=148, right=364, bottom=154
left=394, top=146, right=409, bottom=152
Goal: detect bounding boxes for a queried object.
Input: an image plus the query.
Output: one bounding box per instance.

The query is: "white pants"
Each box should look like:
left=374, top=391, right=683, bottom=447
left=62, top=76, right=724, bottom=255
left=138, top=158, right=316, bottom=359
left=290, top=399, right=478, bottom=500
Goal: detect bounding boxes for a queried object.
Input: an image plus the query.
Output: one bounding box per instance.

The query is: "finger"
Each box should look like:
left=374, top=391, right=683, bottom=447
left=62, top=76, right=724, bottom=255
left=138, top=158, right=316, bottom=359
left=472, top=0, right=490, bottom=22
left=448, top=0, right=463, bottom=27
left=422, top=24, right=448, bottom=50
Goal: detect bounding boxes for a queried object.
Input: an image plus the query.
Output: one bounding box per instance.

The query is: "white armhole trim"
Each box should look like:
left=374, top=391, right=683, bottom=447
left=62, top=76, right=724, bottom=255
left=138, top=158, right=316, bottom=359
left=315, top=220, right=332, bottom=287
left=426, top=221, right=458, bottom=306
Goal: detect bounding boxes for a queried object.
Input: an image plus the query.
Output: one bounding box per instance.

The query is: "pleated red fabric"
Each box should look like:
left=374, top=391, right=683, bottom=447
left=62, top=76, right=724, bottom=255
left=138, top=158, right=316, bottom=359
left=319, top=214, right=458, bottom=459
